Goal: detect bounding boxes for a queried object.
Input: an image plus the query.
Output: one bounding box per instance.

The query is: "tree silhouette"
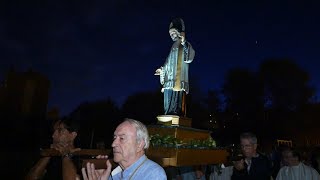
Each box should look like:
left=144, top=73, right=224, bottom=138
left=257, top=59, right=315, bottom=140
left=259, top=59, right=315, bottom=111
left=121, top=91, right=162, bottom=125
left=188, top=95, right=210, bottom=129
left=222, top=67, right=264, bottom=134
left=206, top=89, right=222, bottom=114
left=203, top=89, right=223, bottom=131
left=69, top=98, right=121, bottom=148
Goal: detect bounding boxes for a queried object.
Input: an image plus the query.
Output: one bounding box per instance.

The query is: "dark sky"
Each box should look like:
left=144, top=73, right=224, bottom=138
left=1, top=1, right=319, bottom=116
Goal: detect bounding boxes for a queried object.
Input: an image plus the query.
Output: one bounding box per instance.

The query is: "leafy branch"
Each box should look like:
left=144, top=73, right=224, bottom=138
left=150, top=134, right=217, bottom=149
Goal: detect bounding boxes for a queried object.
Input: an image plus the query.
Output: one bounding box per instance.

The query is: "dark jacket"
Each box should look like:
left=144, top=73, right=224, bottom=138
left=232, top=153, right=272, bottom=180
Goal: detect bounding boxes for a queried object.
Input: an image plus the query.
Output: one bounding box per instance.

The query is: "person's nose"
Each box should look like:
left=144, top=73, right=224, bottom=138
left=111, top=138, right=118, bottom=147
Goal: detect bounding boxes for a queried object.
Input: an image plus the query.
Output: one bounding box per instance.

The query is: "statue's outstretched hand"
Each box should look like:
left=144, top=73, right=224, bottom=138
left=155, top=68, right=162, bottom=75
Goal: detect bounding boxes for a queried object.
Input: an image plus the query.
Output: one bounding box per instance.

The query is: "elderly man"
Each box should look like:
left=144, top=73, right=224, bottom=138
left=82, top=119, right=167, bottom=180
left=232, top=132, right=272, bottom=180
left=276, top=147, right=320, bottom=180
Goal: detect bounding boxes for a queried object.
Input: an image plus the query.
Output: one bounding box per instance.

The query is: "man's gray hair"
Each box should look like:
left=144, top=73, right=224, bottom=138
left=124, top=118, right=150, bottom=149
left=240, top=132, right=258, bottom=144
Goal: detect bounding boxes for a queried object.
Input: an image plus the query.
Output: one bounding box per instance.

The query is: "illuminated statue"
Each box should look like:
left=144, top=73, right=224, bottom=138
left=155, top=18, right=195, bottom=116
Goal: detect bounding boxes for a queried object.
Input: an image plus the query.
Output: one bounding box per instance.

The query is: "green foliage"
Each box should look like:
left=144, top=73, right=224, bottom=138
left=150, top=134, right=217, bottom=149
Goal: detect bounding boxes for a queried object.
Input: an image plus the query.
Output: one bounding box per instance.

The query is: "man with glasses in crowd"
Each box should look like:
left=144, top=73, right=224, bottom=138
left=232, top=132, right=272, bottom=180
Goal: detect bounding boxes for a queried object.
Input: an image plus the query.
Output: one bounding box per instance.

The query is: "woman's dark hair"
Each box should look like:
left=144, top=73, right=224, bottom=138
left=58, top=116, right=80, bottom=133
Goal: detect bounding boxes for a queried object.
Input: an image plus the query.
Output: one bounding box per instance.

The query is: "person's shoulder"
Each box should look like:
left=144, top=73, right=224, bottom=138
left=145, top=159, right=165, bottom=170
left=302, top=163, right=320, bottom=174
left=253, top=154, right=272, bottom=169
left=276, top=166, right=287, bottom=180
left=256, top=153, right=270, bottom=161
left=278, top=165, right=288, bottom=172
left=137, top=160, right=166, bottom=179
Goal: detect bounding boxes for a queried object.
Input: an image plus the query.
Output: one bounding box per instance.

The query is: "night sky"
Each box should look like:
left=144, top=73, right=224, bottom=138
left=1, top=1, right=319, bottom=116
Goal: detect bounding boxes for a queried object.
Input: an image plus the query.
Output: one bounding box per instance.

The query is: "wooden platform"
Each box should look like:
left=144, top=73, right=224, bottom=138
left=147, top=125, right=229, bottom=166
left=39, top=125, right=229, bottom=168
left=41, top=148, right=228, bottom=168
left=146, top=147, right=229, bottom=167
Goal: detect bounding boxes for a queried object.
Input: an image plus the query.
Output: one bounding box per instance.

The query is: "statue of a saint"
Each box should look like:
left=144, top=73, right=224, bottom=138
left=155, top=18, right=195, bottom=117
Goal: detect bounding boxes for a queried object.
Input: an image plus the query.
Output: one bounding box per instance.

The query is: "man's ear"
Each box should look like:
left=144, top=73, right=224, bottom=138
left=253, top=143, right=258, bottom=150
left=137, top=141, right=145, bottom=152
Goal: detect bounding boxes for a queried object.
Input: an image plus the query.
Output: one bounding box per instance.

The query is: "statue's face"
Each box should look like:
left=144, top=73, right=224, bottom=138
left=169, top=28, right=180, bottom=41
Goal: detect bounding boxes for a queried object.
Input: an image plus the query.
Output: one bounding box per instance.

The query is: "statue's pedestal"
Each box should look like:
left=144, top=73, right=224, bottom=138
left=156, top=115, right=192, bottom=127
left=147, top=115, right=229, bottom=167
left=147, top=125, right=229, bottom=167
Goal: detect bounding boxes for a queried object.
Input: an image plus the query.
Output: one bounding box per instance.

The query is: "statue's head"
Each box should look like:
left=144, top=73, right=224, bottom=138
left=169, top=18, right=185, bottom=41
left=169, top=18, right=185, bottom=33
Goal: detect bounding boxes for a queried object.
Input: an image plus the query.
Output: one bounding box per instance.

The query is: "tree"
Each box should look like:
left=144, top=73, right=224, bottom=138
left=121, top=91, right=162, bottom=125
left=70, top=98, right=121, bottom=148
left=259, top=59, right=315, bottom=111
left=258, top=59, right=315, bottom=139
left=206, top=89, right=222, bottom=114
left=204, top=89, right=223, bottom=132
left=222, top=68, right=264, bottom=133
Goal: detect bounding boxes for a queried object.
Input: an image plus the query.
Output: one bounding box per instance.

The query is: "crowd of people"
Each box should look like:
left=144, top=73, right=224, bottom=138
left=210, top=132, right=320, bottom=180
left=25, top=115, right=320, bottom=180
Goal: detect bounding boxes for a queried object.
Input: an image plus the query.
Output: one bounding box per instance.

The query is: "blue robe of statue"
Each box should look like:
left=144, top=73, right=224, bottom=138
left=160, top=40, right=195, bottom=116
